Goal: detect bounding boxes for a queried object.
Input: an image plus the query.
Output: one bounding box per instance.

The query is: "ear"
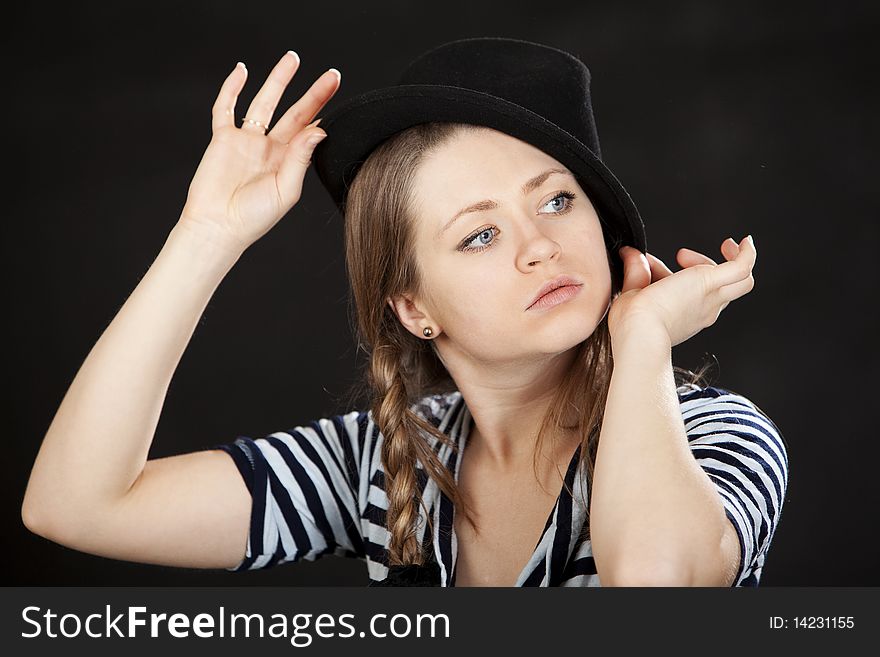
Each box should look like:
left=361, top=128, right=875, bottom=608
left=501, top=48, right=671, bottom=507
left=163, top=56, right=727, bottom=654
left=387, top=292, right=441, bottom=339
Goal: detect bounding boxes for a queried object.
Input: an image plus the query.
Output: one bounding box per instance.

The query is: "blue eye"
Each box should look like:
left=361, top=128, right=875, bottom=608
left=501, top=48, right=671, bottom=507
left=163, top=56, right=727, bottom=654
left=461, top=227, right=500, bottom=253
left=458, top=190, right=577, bottom=253
left=542, top=191, right=576, bottom=213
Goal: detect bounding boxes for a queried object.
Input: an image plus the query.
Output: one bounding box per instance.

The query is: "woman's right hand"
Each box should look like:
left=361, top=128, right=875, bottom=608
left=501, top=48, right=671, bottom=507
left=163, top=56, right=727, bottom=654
left=178, top=51, right=340, bottom=254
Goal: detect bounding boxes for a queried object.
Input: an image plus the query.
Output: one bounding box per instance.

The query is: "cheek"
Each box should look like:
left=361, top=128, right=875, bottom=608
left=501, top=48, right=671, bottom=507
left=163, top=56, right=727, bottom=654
left=577, top=230, right=611, bottom=278
left=566, top=228, right=613, bottom=304
left=433, top=274, right=516, bottom=335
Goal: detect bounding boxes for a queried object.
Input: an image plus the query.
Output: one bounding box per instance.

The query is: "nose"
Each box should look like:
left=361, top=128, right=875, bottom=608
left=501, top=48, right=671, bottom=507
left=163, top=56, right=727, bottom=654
left=517, top=222, right=561, bottom=270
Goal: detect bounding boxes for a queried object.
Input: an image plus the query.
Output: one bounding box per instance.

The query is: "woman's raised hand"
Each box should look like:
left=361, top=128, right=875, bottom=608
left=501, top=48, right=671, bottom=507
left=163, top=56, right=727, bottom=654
left=178, top=51, right=340, bottom=254
left=608, top=235, right=757, bottom=348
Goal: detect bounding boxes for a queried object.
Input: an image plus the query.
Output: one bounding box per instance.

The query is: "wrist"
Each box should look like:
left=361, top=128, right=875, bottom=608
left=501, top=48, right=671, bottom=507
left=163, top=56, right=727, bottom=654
left=170, top=217, right=246, bottom=267
left=610, top=314, right=672, bottom=354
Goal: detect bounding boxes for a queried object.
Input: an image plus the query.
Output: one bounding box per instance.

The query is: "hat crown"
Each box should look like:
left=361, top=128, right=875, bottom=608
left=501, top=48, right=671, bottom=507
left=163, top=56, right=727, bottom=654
left=397, top=37, right=602, bottom=159
left=311, top=36, right=646, bottom=255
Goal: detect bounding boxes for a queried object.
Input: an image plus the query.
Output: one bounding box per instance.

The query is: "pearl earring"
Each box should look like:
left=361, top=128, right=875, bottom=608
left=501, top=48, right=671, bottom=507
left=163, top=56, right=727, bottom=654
left=422, top=327, right=433, bottom=338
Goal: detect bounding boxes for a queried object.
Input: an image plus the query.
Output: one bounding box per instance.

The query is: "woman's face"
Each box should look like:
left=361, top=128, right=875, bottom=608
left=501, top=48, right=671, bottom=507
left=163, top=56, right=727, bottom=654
left=391, top=127, right=612, bottom=365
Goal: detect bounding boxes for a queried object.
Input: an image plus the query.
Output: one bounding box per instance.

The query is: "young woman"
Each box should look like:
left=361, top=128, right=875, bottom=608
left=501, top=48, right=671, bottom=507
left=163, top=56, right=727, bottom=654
left=22, top=38, right=788, bottom=587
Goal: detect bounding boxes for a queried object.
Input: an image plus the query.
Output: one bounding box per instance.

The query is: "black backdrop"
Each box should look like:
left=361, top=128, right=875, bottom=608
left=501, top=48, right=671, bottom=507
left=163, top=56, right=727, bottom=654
left=6, top=0, right=878, bottom=585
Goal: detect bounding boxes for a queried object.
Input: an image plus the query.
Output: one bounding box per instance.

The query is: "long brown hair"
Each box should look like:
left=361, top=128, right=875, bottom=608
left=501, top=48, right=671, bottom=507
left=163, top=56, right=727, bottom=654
left=336, top=122, right=714, bottom=566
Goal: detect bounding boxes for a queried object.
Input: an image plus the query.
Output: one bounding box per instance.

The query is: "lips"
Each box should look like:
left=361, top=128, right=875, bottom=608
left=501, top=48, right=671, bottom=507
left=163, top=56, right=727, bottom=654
left=527, top=274, right=583, bottom=310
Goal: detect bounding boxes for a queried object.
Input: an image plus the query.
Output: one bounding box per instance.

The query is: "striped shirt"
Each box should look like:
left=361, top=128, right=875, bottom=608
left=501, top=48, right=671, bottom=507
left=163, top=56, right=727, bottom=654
left=210, top=383, right=788, bottom=586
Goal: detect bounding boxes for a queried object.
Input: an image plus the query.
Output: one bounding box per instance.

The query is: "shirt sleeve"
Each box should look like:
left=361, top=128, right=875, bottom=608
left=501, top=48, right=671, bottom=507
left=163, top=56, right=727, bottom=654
left=207, top=410, right=371, bottom=571
left=679, top=385, right=789, bottom=586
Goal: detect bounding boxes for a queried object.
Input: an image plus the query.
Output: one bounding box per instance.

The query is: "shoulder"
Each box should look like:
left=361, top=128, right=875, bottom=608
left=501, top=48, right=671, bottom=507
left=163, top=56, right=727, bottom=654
left=677, top=382, right=789, bottom=504
left=323, top=390, right=463, bottom=458
left=677, top=384, right=785, bottom=442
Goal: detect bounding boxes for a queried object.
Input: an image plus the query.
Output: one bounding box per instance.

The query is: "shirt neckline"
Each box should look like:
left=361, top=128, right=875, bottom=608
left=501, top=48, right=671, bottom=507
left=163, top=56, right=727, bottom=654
left=438, top=397, right=583, bottom=587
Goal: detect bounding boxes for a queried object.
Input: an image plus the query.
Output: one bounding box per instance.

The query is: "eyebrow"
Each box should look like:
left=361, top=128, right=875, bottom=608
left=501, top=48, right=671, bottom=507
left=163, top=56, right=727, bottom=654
left=437, top=167, right=573, bottom=239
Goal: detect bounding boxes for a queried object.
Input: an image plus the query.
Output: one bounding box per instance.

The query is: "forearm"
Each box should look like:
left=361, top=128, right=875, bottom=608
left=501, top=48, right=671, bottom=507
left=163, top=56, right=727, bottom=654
left=589, top=320, right=730, bottom=586
left=22, top=220, right=242, bottom=532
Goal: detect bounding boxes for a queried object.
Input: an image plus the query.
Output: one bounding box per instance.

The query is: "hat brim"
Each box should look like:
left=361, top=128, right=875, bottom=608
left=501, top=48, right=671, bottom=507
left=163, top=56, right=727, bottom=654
left=313, top=84, right=646, bottom=256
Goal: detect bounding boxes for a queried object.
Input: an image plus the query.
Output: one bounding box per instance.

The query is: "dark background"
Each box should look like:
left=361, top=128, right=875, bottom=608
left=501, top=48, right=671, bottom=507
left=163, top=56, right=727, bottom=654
left=6, top=0, right=878, bottom=585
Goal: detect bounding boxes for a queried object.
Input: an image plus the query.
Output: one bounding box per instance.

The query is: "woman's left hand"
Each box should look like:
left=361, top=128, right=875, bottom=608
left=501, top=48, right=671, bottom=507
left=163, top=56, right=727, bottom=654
left=607, top=235, right=756, bottom=347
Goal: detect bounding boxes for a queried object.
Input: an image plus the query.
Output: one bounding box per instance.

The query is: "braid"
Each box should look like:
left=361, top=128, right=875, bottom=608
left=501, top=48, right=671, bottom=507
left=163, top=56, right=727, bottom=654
left=370, top=338, right=429, bottom=566
left=368, top=333, right=475, bottom=566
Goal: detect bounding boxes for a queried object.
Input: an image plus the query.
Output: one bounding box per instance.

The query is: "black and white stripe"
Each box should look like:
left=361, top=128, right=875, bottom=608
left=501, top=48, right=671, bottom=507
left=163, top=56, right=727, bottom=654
left=211, top=383, right=788, bottom=586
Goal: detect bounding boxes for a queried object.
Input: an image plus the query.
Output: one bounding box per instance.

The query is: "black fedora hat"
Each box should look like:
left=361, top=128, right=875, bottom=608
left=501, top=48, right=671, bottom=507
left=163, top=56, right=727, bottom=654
left=312, top=36, right=647, bottom=266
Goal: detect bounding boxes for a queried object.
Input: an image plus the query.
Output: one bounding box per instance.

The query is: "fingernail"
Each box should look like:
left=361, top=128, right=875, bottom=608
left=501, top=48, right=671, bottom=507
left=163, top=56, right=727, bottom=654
left=328, top=68, right=342, bottom=81
left=287, top=50, right=300, bottom=64
left=236, top=61, right=247, bottom=72
left=747, top=234, right=754, bottom=246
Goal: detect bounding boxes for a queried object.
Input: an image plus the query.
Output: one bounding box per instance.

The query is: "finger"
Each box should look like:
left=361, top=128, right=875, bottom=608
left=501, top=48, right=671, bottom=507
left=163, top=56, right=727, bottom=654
left=269, top=68, right=342, bottom=144
left=645, top=252, right=674, bottom=279
left=676, top=247, right=717, bottom=268
left=211, top=62, right=248, bottom=132
left=718, top=273, right=755, bottom=303
left=618, top=246, right=651, bottom=293
left=720, top=237, right=740, bottom=262
left=240, top=51, right=301, bottom=133
left=275, top=125, right=329, bottom=208
left=708, top=235, right=756, bottom=288
left=743, top=234, right=756, bottom=267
